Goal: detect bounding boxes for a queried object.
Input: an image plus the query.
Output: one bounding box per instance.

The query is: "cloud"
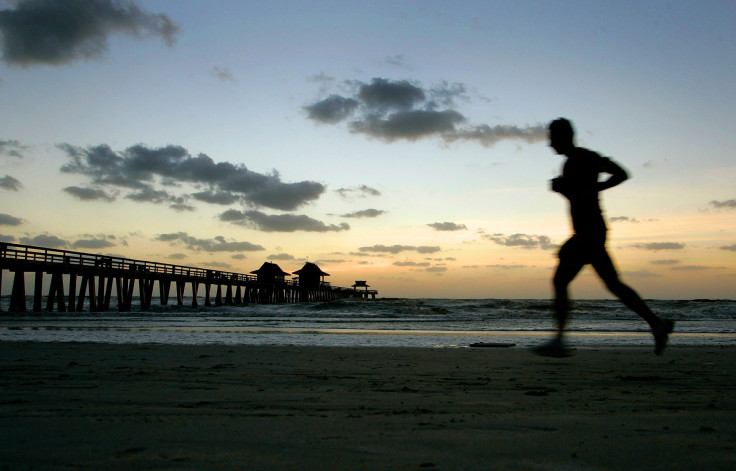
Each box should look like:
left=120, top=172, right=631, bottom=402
left=359, top=244, right=441, bottom=254
left=341, top=209, right=385, bottom=218
left=221, top=209, right=350, bottom=232
left=720, top=244, right=736, bottom=252
left=358, top=78, right=426, bottom=110
left=267, top=253, right=294, bottom=261
left=650, top=259, right=680, bottom=265
left=0, top=234, right=15, bottom=242
left=484, top=233, right=556, bottom=250
left=486, top=264, right=529, bottom=270
left=305, top=77, right=546, bottom=147
left=0, top=139, right=26, bottom=157
left=631, top=242, right=685, bottom=251
left=63, top=185, right=115, bottom=201
left=191, top=190, right=238, bottom=205
left=425, top=266, right=447, bottom=273
left=385, top=53, right=411, bottom=69
left=621, top=270, right=661, bottom=278
left=59, top=143, right=325, bottom=211
left=335, top=185, right=381, bottom=198
left=428, top=222, right=467, bottom=231
left=710, top=199, right=736, bottom=209
left=304, top=95, right=359, bottom=124
left=211, top=66, right=235, bottom=83
left=154, top=232, right=265, bottom=252
left=19, top=233, right=68, bottom=248
left=671, top=265, right=722, bottom=271
left=609, top=216, right=639, bottom=223
left=0, top=0, right=179, bottom=67
left=169, top=202, right=195, bottom=212
left=351, top=109, right=465, bottom=141
left=393, top=261, right=431, bottom=267
left=73, top=238, right=116, bottom=249
left=168, top=253, right=187, bottom=260
left=0, top=213, right=22, bottom=226
left=0, top=175, right=22, bottom=191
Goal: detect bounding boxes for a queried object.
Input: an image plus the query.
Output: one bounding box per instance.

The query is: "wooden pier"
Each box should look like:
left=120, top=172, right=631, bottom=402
left=0, top=243, right=376, bottom=313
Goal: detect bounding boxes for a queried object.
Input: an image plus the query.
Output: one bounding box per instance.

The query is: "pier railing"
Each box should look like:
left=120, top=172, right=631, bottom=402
left=0, top=242, right=371, bottom=312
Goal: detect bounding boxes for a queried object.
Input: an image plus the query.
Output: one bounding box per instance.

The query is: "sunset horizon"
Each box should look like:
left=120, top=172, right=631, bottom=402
left=2, top=1, right=734, bottom=300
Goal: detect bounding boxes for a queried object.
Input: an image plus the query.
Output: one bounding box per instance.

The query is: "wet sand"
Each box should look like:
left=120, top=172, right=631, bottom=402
left=0, top=342, right=734, bottom=470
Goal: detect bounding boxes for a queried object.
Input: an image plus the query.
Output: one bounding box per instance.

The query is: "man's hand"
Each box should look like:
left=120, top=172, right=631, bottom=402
left=551, top=176, right=567, bottom=195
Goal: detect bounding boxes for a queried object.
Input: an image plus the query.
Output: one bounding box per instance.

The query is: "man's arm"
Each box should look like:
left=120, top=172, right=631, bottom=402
left=597, top=157, right=628, bottom=191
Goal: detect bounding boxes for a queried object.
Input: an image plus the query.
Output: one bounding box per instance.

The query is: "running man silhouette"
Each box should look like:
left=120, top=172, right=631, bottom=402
left=533, top=118, right=674, bottom=357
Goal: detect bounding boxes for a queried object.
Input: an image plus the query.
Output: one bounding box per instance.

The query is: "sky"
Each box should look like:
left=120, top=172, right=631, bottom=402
left=1, top=0, right=735, bottom=299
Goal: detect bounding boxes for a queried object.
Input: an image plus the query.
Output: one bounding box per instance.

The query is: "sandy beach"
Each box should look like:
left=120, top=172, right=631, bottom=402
left=0, top=342, right=734, bottom=470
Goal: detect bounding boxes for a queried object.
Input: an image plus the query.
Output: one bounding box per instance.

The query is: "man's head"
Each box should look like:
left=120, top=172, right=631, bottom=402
left=549, top=118, right=575, bottom=155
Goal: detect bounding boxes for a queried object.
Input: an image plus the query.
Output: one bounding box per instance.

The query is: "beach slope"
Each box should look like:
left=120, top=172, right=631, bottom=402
left=0, top=343, right=734, bottom=470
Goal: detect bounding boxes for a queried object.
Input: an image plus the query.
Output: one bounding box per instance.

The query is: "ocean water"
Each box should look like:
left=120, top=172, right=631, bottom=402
left=0, top=297, right=734, bottom=348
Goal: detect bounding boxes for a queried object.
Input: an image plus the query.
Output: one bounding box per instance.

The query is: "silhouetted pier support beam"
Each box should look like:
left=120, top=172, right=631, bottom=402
left=9, top=269, right=26, bottom=312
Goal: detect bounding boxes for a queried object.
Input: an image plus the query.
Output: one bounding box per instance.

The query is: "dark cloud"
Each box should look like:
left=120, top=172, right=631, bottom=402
left=351, top=109, right=465, bottom=141
left=358, top=244, right=441, bottom=255
left=191, top=190, right=238, bottom=205
left=385, top=54, right=411, bottom=69
left=335, top=185, right=381, bottom=198
left=428, top=222, right=467, bottom=231
left=631, top=242, right=685, bottom=251
left=650, top=259, right=680, bottom=265
left=154, top=232, right=265, bottom=252
left=168, top=253, right=187, bottom=260
left=169, top=203, right=195, bottom=212
left=19, top=233, right=68, bottom=248
left=358, top=78, right=425, bottom=111
left=221, top=209, right=350, bottom=233
left=609, top=216, right=639, bottom=223
left=304, top=95, right=359, bottom=123
left=59, top=143, right=325, bottom=211
left=443, top=124, right=547, bottom=147
left=486, top=264, right=529, bottom=270
left=305, top=77, right=546, bottom=147
left=125, top=186, right=173, bottom=204
left=341, top=209, right=385, bottom=218
left=0, top=234, right=15, bottom=242
left=211, top=66, right=235, bottom=83
left=393, top=261, right=431, bottom=267
left=268, top=253, right=294, bottom=261
left=0, top=175, right=22, bottom=191
left=720, top=244, right=736, bottom=252
left=484, top=233, right=556, bottom=250
left=425, top=266, right=447, bottom=273
left=710, top=199, right=736, bottom=209
left=0, top=213, right=22, bottom=226
left=0, top=0, right=179, bottom=67
left=63, top=185, right=115, bottom=201
left=0, top=139, right=26, bottom=157
left=671, top=265, right=722, bottom=271
left=73, top=238, right=115, bottom=249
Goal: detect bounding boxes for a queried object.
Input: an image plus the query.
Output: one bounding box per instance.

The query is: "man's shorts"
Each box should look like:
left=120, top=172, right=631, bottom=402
left=558, top=233, right=608, bottom=265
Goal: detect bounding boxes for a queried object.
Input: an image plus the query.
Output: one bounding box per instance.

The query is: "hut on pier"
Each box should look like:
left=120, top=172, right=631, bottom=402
left=352, top=280, right=378, bottom=299
left=251, top=262, right=290, bottom=284
left=250, top=262, right=291, bottom=303
left=292, top=262, right=330, bottom=302
left=293, top=262, right=329, bottom=290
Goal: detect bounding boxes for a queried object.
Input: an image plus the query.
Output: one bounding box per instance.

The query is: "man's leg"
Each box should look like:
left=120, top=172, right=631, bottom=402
left=553, top=258, right=584, bottom=337
left=592, top=249, right=674, bottom=354
left=591, top=250, right=660, bottom=328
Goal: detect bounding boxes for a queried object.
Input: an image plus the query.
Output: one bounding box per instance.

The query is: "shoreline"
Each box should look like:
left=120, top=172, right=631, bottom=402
left=1, top=342, right=734, bottom=470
